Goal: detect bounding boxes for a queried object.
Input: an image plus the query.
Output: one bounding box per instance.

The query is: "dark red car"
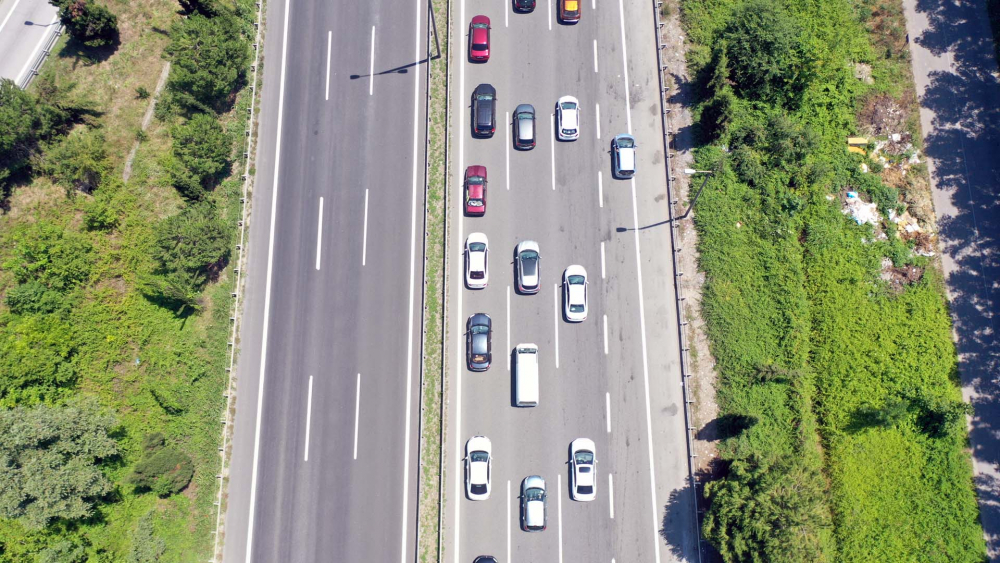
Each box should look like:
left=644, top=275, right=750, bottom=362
left=465, top=166, right=487, bottom=216
left=469, top=16, right=490, bottom=61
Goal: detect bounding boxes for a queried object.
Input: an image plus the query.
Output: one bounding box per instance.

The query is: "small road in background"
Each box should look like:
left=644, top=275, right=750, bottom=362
left=0, top=0, right=59, bottom=87
left=902, top=0, right=1000, bottom=557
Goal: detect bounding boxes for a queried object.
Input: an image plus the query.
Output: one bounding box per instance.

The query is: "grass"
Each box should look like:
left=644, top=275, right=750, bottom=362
left=683, top=0, right=986, bottom=559
left=0, top=0, right=258, bottom=560
left=417, top=0, right=450, bottom=561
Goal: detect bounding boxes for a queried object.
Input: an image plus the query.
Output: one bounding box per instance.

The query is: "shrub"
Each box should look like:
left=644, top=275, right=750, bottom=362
left=54, top=0, right=119, bottom=48
left=0, top=399, right=117, bottom=529
left=0, top=79, right=40, bottom=186
left=0, top=314, right=78, bottom=396
left=135, top=86, right=150, bottom=99
left=721, top=0, right=808, bottom=105
left=42, top=127, right=110, bottom=193
left=3, top=222, right=93, bottom=291
left=126, top=511, right=165, bottom=563
left=165, top=14, right=250, bottom=111
left=170, top=112, right=231, bottom=198
left=127, top=435, right=194, bottom=497
left=37, top=540, right=88, bottom=563
left=4, top=281, right=67, bottom=315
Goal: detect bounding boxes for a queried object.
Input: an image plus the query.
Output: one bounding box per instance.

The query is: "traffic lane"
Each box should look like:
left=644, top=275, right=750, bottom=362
left=0, top=0, right=59, bottom=83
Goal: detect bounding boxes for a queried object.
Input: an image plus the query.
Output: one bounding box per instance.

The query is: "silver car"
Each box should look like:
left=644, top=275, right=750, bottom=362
left=516, top=240, right=540, bottom=294
left=520, top=475, right=547, bottom=531
left=513, top=103, right=536, bottom=149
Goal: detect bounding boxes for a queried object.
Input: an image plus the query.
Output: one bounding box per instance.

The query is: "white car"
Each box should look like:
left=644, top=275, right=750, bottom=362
left=465, top=233, right=489, bottom=289
left=570, top=438, right=596, bottom=501
left=465, top=436, right=492, bottom=500
left=562, top=265, right=588, bottom=322
left=556, top=95, right=580, bottom=141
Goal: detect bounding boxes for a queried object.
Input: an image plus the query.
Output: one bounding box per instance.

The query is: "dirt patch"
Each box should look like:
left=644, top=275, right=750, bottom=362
left=858, top=91, right=909, bottom=137
left=881, top=257, right=924, bottom=293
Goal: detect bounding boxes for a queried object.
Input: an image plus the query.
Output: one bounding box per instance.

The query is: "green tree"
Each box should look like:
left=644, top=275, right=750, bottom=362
left=170, top=112, right=231, bottom=198
left=177, top=0, right=220, bottom=16
left=53, top=0, right=119, bottom=48
left=721, top=0, right=809, bottom=105
left=703, top=454, right=834, bottom=563
left=42, top=127, right=110, bottom=193
left=127, top=434, right=194, bottom=497
left=4, top=281, right=67, bottom=315
left=3, top=222, right=93, bottom=291
left=37, top=539, right=87, bottom=563
left=0, top=79, right=40, bottom=187
left=0, top=400, right=117, bottom=529
left=165, top=14, right=250, bottom=111
left=0, top=314, right=78, bottom=397
left=127, top=511, right=165, bottom=563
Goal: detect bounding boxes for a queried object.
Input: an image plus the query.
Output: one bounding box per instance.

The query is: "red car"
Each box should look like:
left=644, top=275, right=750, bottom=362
left=469, top=16, right=490, bottom=62
left=465, top=166, right=487, bottom=216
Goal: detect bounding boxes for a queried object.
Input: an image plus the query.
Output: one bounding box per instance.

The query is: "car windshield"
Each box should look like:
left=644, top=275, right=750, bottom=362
left=473, top=42, right=488, bottom=50
left=518, top=111, right=533, bottom=120
left=617, top=136, right=634, bottom=148
left=472, top=23, right=488, bottom=29
left=471, top=483, right=487, bottom=494
left=477, top=93, right=493, bottom=101
left=471, top=325, right=489, bottom=335
left=469, top=242, right=486, bottom=252
left=468, top=175, right=484, bottom=184
left=525, top=487, right=544, bottom=501
left=570, top=304, right=585, bottom=313
left=470, top=451, right=489, bottom=462
left=575, top=450, right=594, bottom=464
left=471, top=271, right=484, bottom=279
left=578, top=485, right=593, bottom=495
left=561, top=102, right=577, bottom=110
left=468, top=198, right=483, bottom=207
left=520, top=250, right=538, bottom=261
left=568, top=275, right=585, bottom=284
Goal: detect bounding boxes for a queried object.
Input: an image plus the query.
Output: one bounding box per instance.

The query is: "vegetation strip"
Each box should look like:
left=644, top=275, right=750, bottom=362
left=0, top=0, right=262, bottom=559
left=681, top=0, right=986, bottom=560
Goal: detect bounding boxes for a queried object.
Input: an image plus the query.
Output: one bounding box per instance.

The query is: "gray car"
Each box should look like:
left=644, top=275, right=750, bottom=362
left=466, top=313, right=492, bottom=371
left=513, top=103, right=536, bottom=149
left=516, top=240, right=540, bottom=294
left=520, top=475, right=547, bottom=532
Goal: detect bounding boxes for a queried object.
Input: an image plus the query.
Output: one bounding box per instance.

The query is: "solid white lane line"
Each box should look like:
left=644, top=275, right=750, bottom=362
left=369, top=25, right=376, bottom=96
left=399, top=1, right=422, bottom=561
left=593, top=0, right=596, bottom=9
left=303, top=376, right=314, bottom=461
left=353, top=373, right=361, bottom=459
left=244, top=0, right=292, bottom=557
left=598, top=170, right=603, bottom=208
left=601, top=240, right=606, bottom=278
left=453, top=0, right=467, bottom=559
left=315, top=197, right=324, bottom=270
left=506, top=111, right=511, bottom=190
left=0, top=0, right=25, bottom=36
left=507, top=480, right=512, bottom=563
left=362, top=189, right=370, bottom=266
left=596, top=103, right=601, bottom=139
left=606, top=392, right=611, bottom=433
left=558, top=473, right=564, bottom=563
left=505, top=0, right=509, bottom=27
left=549, top=0, right=552, bottom=30
left=507, top=286, right=511, bottom=371
left=550, top=114, right=556, bottom=190
left=609, top=473, right=615, bottom=519
left=15, top=15, right=59, bottom=86
left=325, top=31, right=332, bottom=100
left=603, top=314, right=609, bottom=355
left=618, top=0, right=660, bottom=559
left=554, top=283, right=560, bottom=368
left=593, top=40, right=599, bottom=72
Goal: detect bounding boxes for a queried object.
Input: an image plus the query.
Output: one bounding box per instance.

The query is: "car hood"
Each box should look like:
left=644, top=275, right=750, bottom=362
left=470, top=461, right=488, bottom=484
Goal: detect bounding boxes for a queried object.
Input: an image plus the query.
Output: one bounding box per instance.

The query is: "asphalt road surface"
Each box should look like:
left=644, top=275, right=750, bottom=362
left=902, top=0, right=1000, bottom=557
left=0, top=0, right=60, bottom=86
left=222, top=0, right=428, bottom=561
left=445, top=1, right=700, bottom=562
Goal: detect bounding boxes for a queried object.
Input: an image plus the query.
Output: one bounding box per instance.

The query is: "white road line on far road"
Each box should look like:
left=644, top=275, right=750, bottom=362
left=507, top=480, right=512, bottom=563
left=550, top=114, right=556, bottom=190
left=325, top=31, right=332, bottom=100
left=399, top=0, right=422, bottom=560
left=593, top=40, right=599, bottom=72
left=453, top=0, right=467, bottom=560
left=303, top=375, right=314, bottom=461
left=596, top=103, right=601, bottom=139
left=617, top=0, right=633, bottom=134
left=353, top=373, right=361, bottom=459
left=244, top=0, right=292, bottom=556
left=609, top=473, right=615, bottom=519
left=369, top=25, right=376, bottom=96
left=598, top=170, right=603, bottom=208
left=315, top=197, right=324, bottom=270
left=0, top=0, right=25, bottom=37
left=507, top=286, right=511, bottom=371
left=554, top=283, right=560, bottom=369
left=600, top=240, right=606, bottom=278
left=605, top=392, right=611, bottom=433
left=603, top=314, right=609, bottom=355
left=506, top=111, right=511, bottom=190
left=362, top=188, right=370, bottom=266
left=558, top=473, right=565, bottom=563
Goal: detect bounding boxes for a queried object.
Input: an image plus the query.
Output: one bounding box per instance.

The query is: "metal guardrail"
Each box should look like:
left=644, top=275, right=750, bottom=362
left=18, top=24, right=62, bottom=89
left=649, top=1, right=706, bottom=562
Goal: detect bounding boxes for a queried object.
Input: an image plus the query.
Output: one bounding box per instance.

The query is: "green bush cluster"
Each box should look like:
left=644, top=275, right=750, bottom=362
left=168, top=112, right=232, bottom=199
left=165, top=12, right=250, bottom=112
left=127, top=433, right=195, bottom=497
left=53, top=0, right=119, bottom=48
left=684, top=0, right=986, bottom=560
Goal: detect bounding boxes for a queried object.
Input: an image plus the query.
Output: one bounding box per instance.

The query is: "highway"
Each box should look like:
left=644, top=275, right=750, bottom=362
left=222, top=0, right=427, bottom=561
left=446, top=1, right=700, bottom=562
left=0, top=0, right=60, bottom=87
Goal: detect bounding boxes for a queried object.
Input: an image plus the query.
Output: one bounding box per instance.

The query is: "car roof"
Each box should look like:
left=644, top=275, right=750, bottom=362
left=517, top=240, right=539, bottom=253
left=475, top=84, right=496, bottom=97
left=515, top=103, right=535, bottom=115
left=470, top=312, right=491, bottom=326
left=467, top=232, right=488, bottom=246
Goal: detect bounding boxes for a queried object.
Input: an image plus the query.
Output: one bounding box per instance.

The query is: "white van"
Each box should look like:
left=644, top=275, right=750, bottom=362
left=514, top=344, right=539, bottom=407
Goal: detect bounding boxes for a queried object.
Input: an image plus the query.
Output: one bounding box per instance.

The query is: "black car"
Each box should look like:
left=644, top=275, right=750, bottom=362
left=467, top=313, right=492, bottom=371
left=513, top=0, right=535, bottom=11
left=472, top=84, right=497, bottom=138
left=473, top=558, right=498, bottom=563
left=513, top=104, right=536, bottom=150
